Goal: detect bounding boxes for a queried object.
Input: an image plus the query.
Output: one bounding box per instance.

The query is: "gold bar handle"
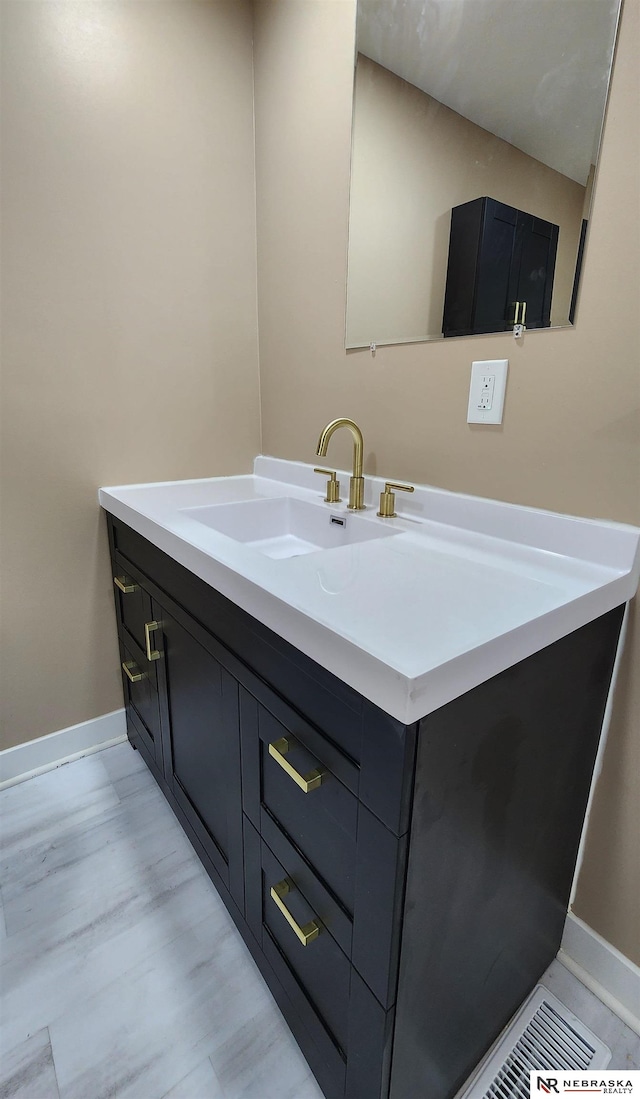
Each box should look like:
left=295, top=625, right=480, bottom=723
left=268, top=737, right=324, bottom=793
left=122, top=660, right=144, bottom=683
left=144, top=621, right=162, bottom=662
left=114, top=575, right=139, bottom=594
left=270, top=879, right=320, bottom=946
left=520, top=300, right=527, bottom=326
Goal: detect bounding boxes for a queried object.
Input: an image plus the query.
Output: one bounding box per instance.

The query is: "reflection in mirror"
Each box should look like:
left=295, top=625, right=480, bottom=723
left=345, top=0, right=621, bottom=348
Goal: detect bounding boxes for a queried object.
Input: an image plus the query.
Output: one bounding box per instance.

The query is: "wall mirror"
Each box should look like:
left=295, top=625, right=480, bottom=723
left=345, top=0, right=622, bottom=348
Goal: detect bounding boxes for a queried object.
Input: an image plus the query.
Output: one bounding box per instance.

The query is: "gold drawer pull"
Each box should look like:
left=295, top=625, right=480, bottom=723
left=114, top=575, right=139, bottom=594
left=122, top=660, right=145, bottom=683
left=270, top=879, right=320, bottom=946
left=144, top=621, right=162, bottom=662
left=268, top=737, right=324, bottom=793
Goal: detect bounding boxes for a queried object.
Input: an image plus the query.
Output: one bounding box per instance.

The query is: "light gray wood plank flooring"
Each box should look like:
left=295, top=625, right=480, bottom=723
left=1, top=743, right=637, bottom=1098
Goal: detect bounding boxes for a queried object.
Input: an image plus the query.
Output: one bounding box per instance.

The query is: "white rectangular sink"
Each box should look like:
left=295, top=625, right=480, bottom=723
left=99, top=456, right=640, bottom=723
left=181, top=496, right=399, bottom=559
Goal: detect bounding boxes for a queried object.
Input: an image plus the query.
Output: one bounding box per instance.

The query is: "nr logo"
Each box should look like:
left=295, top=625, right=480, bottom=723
left=536, top=1079, right=559, bottom=1094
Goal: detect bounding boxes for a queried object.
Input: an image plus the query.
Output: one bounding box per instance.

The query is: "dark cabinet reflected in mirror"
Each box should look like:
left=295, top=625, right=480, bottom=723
left=442, top=197, right=559, bottom=337
left=345, top=0, right=622, bottom=349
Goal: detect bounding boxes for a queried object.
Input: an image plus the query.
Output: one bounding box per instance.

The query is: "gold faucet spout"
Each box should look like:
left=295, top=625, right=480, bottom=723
left=316, top=418, right=365, bottom=509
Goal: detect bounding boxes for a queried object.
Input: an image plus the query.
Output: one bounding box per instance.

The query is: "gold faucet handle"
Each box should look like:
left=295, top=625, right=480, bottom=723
left=314, top=467, right=341, bottom=504
left=377, top=481, right=414, bottom=518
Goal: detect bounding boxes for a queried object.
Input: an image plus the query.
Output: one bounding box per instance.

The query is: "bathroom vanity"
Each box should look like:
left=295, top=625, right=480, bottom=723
left=100, top=458, right=639, bottom=1099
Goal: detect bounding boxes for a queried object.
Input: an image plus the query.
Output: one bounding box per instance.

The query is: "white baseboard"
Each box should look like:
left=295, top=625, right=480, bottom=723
left=560, top=912, right=640, bottom=1035
left=0, top=710, right=127, bottom=790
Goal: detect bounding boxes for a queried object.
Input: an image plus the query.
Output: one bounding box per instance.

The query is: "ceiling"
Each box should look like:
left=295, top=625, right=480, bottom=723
left=356, top=0, right=620, bottom=185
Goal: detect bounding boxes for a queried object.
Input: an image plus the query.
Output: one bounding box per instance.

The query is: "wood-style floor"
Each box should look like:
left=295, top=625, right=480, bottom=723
left=1, top=742, right=638, bottom=1099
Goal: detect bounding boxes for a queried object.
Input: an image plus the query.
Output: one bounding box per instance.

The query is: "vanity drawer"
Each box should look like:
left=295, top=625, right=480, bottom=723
left=112, top=552, right=159, bottom=690
left=263, top=839, right=351, bottom=1051
left=241, top=689, right=358, bottom=916
left=259, top=800, right=352, bottom=958
left=119, top=639, right=162, bottom=768
left=244, top=820, right=395, bottom=1099
left=244, top=821, right=349, bottom=1094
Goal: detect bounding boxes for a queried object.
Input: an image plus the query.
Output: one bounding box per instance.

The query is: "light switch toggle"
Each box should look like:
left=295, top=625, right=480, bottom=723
left=467, top=360, right=508, bottom=424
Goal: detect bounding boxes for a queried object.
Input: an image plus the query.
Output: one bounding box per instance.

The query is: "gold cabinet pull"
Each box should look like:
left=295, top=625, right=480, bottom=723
left=511, top=301, right=527, bottom=327
left=270, top=879, right=320, bottom=946
left=122, top=660, right=144, bottom=683
left=114, top=575, right=139, bottom=594
left=144, top=621, right=162, bottom=662
left=268, top=737, right=324, bottom=793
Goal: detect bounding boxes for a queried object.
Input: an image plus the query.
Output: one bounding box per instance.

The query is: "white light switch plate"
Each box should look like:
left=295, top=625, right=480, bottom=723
left=467, top=359, right=508, bottom=424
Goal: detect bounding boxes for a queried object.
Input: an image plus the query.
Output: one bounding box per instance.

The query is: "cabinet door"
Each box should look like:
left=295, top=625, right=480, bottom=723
left=156, top=603, right=244, bottom=910
left=474, top=197, right=519, bottom=334
left=443, top=197, right=518, bottom=336
left=509, top=211, right=558, bottom=329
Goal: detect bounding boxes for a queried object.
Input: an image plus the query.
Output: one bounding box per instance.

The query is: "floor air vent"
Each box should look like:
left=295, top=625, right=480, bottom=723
left=458, top=986, right=611, bottom=1099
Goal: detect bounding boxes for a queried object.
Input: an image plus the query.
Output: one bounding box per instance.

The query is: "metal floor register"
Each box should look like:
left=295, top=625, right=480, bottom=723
left=458, top=986, right=611, bottom=1099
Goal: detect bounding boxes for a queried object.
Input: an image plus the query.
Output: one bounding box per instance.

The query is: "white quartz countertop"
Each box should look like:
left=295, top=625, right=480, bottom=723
left=99, top=457, right=640, bottom=724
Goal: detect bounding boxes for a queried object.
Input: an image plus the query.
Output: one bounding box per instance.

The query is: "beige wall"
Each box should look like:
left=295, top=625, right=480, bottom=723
left=347, top=56, right=585, bottom=346
left=1, top=0, right=638, bottom=969
left=254, top=0, right=640, bottom=963
left=0, top=0, right=261, bottom=750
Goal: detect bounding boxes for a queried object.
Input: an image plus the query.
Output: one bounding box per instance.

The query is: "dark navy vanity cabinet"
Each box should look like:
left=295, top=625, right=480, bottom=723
left=107, top=514, right=624, bottom=1099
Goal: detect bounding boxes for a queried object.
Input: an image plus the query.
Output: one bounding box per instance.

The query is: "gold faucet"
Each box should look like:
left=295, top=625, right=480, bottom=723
left=316, top=418, right=365, bottom=510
